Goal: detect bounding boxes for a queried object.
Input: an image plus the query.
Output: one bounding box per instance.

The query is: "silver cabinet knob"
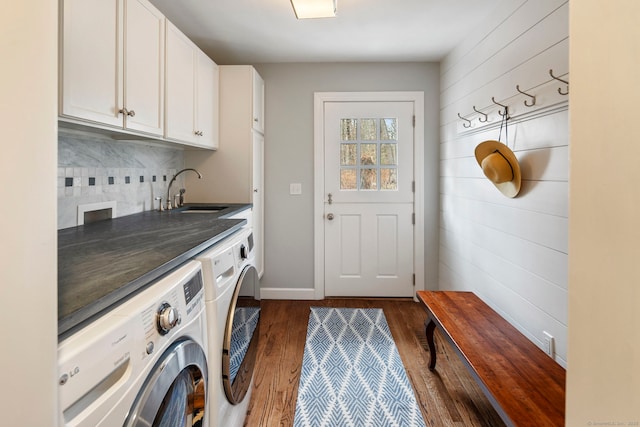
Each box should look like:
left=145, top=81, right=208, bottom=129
left=118, top=108, right=135, bottom=117
left=327, top=213, right=334, bottom=220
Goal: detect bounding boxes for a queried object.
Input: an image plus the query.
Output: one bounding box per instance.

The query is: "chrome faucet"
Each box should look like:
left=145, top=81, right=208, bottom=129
left=166, top=168, right=202, bottom=210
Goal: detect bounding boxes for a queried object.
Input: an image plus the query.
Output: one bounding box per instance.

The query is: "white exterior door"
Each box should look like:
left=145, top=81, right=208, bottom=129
left=323, top=100, right=415, bottom=297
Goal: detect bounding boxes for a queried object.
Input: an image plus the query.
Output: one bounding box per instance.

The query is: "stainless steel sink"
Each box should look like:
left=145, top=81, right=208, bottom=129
left=179, top=206, right=227, bottom=213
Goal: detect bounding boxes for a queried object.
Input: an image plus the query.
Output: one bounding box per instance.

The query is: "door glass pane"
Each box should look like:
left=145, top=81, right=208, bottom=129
left=340, top=143, right=357, bottom=165
left=380, top=143, right=397, bottom=165
left=381, top=168, right=397, bottom=190
left=340, top=169, right=357, bottom=190
left=338, top=116, right=401, bottom=192
left=360, top=143, right=377, bottom=166
left=341, top=119, right=357, bottom=140
left=360, top=118, right=377, bottom=140
left=380, top=118, right=397, bottom=140
left=360, top=168, right=377, bottom=190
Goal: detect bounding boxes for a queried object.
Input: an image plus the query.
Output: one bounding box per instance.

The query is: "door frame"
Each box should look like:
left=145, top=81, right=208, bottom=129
left=313, top=91, right=425, bottom=299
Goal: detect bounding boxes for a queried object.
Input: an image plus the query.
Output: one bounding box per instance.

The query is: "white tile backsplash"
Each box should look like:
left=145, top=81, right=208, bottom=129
left=58, top=127, right=184, bottom=229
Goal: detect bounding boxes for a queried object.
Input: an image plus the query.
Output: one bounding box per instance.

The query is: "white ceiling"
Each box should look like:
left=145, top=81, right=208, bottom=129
left=149, top=0, right=503, bottom=64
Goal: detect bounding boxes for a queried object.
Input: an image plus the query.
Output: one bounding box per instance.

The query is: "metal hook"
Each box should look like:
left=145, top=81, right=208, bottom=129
left=457, top=112, right=472, bottom=128
left=516, top=85, right=536, bottom=107
left=491, top=97, right=510, bottom=118
left=549, top=69, right=569, bottom=95
left=472, top=106, right=488, bottom=123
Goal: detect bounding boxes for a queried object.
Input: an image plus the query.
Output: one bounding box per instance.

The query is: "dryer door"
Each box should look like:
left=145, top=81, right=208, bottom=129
left=222, top=265, right=260, bottom=404
left=125, top=340, right=208, bottom=427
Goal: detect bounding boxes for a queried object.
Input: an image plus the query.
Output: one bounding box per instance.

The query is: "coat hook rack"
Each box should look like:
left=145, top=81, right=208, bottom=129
left=491, top=97, right=510, bottom=118
left=457, top=112, right=472, bottom=128
left=473, top=106, right=488, bottom=122
left=516, top=85, right=536, bottom=107
left=549, top=69, right=569, bottom=95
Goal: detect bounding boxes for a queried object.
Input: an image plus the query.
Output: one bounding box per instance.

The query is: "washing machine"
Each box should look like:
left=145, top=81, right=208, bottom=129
left=197, top=227, right=260, bottom=427
left=58, top=261, right=209, bottom=427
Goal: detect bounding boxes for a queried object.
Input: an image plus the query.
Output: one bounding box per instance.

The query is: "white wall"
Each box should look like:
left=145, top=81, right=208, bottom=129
left=567, top=0, right=640, bottom=423
left=0, top=1, right=59, bottom=426
left=439, top=0, right=569, bottom=366
left=253, top=63, right=440, bottom=295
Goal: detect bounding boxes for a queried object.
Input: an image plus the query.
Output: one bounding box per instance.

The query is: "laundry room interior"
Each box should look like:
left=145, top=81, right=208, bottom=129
left=3, top=0, right=640, bottom=426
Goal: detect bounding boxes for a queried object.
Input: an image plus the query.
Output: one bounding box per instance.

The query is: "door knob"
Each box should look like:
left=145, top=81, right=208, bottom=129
left=326, top=213, right=334, bottom=220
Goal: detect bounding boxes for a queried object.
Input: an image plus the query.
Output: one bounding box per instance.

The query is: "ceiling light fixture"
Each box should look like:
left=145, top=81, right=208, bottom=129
left=290, top=0, right=337, bottom=19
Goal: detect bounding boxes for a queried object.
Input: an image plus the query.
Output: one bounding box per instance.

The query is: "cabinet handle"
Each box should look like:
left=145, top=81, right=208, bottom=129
left=119, top=108, right=135, bottom=117
left=194, top=130, right=203, bottom=136
left=253, top=118, right=259, bottom=122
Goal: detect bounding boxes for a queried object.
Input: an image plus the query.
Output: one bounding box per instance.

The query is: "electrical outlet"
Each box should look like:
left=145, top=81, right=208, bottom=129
left=543, top=331, right=555, bottom=357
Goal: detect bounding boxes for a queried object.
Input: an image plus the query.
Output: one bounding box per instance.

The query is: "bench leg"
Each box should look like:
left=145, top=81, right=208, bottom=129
left=425, top=318, right=437, bottom=371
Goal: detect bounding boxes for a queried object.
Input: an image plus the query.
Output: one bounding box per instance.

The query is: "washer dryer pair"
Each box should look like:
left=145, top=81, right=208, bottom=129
left=197, top=227, right=260, bottom=427
left=58, top=261, right=209, bottom=427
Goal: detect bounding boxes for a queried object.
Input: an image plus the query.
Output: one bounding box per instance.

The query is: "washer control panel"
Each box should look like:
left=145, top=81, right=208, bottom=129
left=141, top=268, right=204, bottom=353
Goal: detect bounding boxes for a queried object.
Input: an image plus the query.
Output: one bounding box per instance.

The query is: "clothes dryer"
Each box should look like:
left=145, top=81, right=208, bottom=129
left=58, top=261, right=209, bottom=427
left=197, top=227, right=260, bottom=427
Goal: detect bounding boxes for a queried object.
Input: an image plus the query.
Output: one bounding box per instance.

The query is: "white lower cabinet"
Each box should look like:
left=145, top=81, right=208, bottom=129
left=184, top=66, right=265, bottom=277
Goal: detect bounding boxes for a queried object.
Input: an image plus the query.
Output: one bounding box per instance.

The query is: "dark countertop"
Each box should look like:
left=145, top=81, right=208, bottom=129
left=58, top=203, right=251, bottom=338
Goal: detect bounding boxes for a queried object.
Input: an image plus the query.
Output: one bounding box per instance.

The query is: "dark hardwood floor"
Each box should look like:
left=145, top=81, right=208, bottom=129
left=244, top=299, right=505, bottom=427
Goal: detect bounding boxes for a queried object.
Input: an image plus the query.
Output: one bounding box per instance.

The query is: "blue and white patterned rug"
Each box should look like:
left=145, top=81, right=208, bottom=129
left=293, top=307, right=426, bottom=427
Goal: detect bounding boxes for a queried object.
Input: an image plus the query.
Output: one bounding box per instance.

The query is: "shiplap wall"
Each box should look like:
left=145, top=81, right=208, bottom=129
left=439, top=0, right=569, bottom=366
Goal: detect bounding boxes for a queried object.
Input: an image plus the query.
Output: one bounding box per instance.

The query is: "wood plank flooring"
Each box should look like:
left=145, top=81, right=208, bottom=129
left=244, top=299, right=505, bottom=427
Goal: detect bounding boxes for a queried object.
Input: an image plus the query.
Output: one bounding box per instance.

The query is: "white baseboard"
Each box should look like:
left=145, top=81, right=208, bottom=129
left=259, top=287, right=318, bottom=300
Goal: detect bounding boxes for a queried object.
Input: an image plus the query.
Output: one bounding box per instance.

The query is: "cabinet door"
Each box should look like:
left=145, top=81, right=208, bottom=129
left=124, top=0, right=165, bottom=136
left=252, top=69, right=265, bottom=133
left=196, top=51, right=219, bottom=149
left=252, top=131, right=264, bottom=278
left=60, top=0, right=123, bottom=127
left=165, top=21, right=196, bottom=143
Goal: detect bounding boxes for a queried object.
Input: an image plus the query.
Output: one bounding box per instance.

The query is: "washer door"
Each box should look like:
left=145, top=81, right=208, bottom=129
left=222, top=265, right=260, bottom=404
left=125, top=340, right=208, bottom=427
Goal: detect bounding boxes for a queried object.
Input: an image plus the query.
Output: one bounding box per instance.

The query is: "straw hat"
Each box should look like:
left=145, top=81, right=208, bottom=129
left=474, top=140, right=521, bottom=198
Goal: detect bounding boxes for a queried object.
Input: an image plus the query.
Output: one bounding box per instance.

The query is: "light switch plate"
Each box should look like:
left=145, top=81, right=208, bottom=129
left=290, top=183, right=302, bottom=195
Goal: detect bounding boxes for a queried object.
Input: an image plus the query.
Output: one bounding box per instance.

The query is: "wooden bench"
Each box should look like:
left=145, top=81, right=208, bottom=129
left=416, top=291, right=566, bottom=427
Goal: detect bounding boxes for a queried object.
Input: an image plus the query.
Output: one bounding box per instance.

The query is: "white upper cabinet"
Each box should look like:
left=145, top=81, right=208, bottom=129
left=60, top=0, right=123, bottom=128
left=165, top=21, right=218, bottom=149
left=196, top=51, right=219, bottom=149
left=123, top=0, right=165, bottom=135
left=252, top=69, right=265, bottom=133
left=165, top=22, right=196, bottom=143
left=60, top=0, right=165, bottom=137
